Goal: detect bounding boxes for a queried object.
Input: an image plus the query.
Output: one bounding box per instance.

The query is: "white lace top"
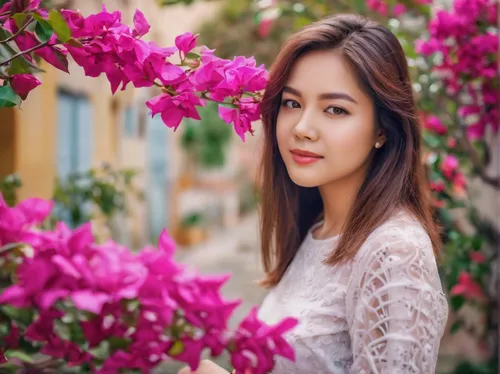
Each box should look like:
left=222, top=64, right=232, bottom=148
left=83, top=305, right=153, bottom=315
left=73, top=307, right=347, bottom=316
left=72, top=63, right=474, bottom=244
left=258, top=210, right=449, bottom=374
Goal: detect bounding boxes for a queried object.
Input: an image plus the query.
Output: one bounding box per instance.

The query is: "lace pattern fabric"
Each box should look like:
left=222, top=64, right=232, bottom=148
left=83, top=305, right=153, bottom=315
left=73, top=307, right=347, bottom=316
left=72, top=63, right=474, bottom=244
left=257, top=210, right=448, bottom=374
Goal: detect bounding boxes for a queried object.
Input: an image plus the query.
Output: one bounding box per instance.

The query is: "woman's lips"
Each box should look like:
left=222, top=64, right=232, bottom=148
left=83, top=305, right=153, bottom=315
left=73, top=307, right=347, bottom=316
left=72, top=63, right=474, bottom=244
left=290, top=149, right=323, bottom=165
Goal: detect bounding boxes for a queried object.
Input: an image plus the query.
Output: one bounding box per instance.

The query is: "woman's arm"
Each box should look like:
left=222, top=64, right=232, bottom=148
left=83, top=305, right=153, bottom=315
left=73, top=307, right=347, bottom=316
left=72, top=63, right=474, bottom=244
left=346, top=227, right=449, bottom=374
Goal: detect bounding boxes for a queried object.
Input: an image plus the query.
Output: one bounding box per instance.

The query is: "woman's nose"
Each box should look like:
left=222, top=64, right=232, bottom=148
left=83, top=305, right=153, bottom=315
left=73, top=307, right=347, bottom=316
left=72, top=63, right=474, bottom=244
left=293, top=112, right=319, bottom=141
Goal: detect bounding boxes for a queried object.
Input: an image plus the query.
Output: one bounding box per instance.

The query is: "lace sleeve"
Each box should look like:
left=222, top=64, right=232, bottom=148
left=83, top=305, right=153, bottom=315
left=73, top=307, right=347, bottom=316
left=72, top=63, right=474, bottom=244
left=346, top=221, right=448, bottom=374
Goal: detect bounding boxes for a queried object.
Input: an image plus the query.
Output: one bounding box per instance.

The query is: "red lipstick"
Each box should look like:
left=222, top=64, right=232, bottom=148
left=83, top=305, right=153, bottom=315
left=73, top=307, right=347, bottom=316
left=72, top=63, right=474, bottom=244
left=290, top=149, right=323, bottom=165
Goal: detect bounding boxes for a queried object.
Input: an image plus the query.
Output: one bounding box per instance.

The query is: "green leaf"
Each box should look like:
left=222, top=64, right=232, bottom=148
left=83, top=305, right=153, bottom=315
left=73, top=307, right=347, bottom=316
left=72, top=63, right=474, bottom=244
left=168, top=340, right=184, bottom=356
left=471, top=236, right=483, bottom=251
left=108, top=337, right=130, bottom=351
left=47, top=46, right=69, bottom=73
left=422, top=132, right=441, bottom=149
left=48, top=9, right=71, bottom=42
left=0, top=85, right=21, bottom=107
left=0, top=28, right=13, bottom=42
left=12, top=13, right=30, bottom=29
left=68, top=321, right=86, bottom=345
left=0, top=37, right=44, bottom=75
left=185, top=52, right=200, bottom=59
left=353, top=0, right=365, bottom=13
left=450, top=319, right=463, bottom=334
left=5, top=350, right=33, bottom=363
left=66, top=37, right=83, bottom=48
left=0, top=305, right=34, bottom=326
left=8, top=54, right=44, bottom=75
left=33, top=14, right=53, bottom=43
left=450, top=295, right=465, bottom=311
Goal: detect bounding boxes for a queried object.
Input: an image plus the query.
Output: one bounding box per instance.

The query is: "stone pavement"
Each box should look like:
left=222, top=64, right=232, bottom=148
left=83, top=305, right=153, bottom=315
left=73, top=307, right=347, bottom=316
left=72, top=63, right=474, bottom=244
left=156, top=212, right=268, bottom=373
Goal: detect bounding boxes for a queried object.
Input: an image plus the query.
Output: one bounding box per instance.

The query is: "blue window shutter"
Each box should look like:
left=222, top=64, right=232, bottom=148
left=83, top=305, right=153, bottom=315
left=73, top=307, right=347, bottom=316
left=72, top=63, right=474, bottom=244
left=56, top=92, right=93, bottom=177
left=75, top=98, right=93, bottom=173
left=123, top=105, right=137, bottom=137
left=56, top=92, right=74, bottom=180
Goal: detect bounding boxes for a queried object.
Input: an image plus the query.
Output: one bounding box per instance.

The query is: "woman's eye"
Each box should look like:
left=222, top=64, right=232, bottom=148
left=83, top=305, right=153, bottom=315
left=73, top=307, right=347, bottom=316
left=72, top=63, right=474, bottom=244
left=282, top=99, right=300, bottom=109
left=326, top=106, right=348, bottom=115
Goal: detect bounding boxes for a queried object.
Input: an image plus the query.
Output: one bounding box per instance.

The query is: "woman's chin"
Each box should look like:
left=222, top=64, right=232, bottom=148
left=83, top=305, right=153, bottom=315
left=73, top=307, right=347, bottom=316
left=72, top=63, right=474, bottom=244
left=287, top=172, right=322, bottom=188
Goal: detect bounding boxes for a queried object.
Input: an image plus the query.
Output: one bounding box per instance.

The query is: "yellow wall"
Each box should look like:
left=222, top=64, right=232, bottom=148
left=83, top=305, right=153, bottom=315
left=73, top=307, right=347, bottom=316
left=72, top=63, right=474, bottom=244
left=0, top=108, right=16, bottom=179
left=12, top=66, right=58, bottom=201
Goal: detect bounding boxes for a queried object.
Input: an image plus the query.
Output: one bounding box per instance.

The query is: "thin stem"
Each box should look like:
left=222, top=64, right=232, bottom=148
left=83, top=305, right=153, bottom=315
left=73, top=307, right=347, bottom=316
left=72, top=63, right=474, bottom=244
left=0, top=39, right=50, bottom=66
left=0, top=16, right=34, bottom=43
left=199, top=91, right=236, bottom=107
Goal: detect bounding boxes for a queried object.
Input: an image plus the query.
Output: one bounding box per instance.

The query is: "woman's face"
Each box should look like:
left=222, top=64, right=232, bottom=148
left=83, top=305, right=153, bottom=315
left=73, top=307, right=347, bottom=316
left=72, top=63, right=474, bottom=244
left=276, top=50, right=384, bottom=188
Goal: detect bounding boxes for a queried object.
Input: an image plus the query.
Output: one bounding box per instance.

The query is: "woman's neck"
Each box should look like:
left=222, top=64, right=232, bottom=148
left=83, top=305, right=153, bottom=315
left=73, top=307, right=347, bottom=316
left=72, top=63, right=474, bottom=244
left=316, top=169, right=367, bottom=239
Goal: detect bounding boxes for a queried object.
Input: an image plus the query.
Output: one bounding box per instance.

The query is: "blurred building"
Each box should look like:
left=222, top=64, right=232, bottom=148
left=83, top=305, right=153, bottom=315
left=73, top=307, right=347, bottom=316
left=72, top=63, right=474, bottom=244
left=0, top=0, right=242, bottom=249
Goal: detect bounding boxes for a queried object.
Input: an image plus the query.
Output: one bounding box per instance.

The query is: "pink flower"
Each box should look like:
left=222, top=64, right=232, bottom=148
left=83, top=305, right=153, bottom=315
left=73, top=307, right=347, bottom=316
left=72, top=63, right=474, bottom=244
left=219, top=106, right=252, bottom=141
left=16, top=197, right=53, bottom=225
left=393, top=4, right=407, bottom=17
left=133, top=9, right=150, bottom=37
left=10, top=74, right=41, bottom=100
left=25, top=309, right=63, bottom=341
left=41, top=335, right=93, bottom=367
left=230, top=307, right=298, bottom=374
left=470, top=251, right=486, bottom=264
left=450, top=272, right=484, bottom=300
left=146, top=92, right=202, bottom=130
left=14, top=31, right=69, bottom=73
left=169, top=338, right=205, bottom=370
left=175, top=32, right=199, bottom=58
left=4, top=322, right=20, bottom=349
left=415, top=38, right=441, bottom=57
left=258, top=19, right=273, bottom=38
left=0, top=193, right=296, bottom=373
left=447, top=137, right=457, bottom=148
left=424, top=115, right=447, bottom=135
left=0, top=195, right=53, bottom=247
left=430, top=180, right=445, bottom=193
left=440, top=155, right=459, bottom=180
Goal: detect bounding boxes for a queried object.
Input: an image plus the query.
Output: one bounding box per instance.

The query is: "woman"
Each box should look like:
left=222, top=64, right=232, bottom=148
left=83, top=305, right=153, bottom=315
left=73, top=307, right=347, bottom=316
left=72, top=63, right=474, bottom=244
left=180, top=13, right=448, bottom=374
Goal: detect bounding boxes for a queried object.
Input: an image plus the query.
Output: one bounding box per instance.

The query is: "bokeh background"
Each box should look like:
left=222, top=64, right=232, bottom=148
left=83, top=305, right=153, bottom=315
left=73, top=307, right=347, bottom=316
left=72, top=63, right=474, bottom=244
left=0, top=0, right=498, bottom=373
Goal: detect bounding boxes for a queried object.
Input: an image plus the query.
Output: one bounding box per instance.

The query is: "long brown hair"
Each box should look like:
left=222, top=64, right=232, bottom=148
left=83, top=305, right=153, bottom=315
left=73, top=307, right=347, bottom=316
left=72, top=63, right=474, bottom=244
left=258, top=14, right=441, bottom=288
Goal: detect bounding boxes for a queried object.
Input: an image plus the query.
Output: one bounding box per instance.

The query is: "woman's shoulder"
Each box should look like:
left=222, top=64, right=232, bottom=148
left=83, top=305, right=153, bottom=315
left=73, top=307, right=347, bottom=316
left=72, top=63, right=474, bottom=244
left=347, top=207, right=445, bottom=300
left=353, top=208, right=436, bottom=268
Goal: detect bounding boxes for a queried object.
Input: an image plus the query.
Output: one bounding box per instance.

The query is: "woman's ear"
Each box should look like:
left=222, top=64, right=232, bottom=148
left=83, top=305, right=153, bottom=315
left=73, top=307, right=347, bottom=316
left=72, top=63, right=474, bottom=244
left=374, top=130, right=386, bottom=149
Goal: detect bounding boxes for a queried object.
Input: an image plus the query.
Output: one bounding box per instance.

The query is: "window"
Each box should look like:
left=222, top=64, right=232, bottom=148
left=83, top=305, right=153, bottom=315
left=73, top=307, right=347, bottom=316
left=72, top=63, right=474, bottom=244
left=56, top=90, right=93, bottom=179
left=123, top=104, right=138, bottom=137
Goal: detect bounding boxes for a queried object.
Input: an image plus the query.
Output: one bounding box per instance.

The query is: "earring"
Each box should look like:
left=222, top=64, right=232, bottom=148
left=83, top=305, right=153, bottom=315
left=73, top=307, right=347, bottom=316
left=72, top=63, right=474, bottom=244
left=375, top=142, right=381, bottom=149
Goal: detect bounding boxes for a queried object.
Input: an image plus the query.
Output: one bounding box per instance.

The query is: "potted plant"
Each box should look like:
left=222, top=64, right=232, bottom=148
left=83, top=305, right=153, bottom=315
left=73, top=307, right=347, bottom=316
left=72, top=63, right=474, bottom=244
left=175, top=212, right=207, bottom=247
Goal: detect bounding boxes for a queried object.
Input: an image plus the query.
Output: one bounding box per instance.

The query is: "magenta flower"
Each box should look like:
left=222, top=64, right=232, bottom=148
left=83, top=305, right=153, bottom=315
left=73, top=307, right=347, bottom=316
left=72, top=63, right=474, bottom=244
left=133, top=9, right=150, bottom=37
left=175, top=32, right=199, bottom=58
left=3, top=322, right=20, bottom=349
left=470, top=251, right=486, bottom=264
left=450, top=272, right=484, bottom=300
left=0, top=192, right=298, bottom=373
left=10, top=74, right=41, bottom=100
left=393, top=4, right=407, bottom=17
left=440, top=155, right=459, bottom=180
left=424, top=115, right=447, bottom=135
left=146, top=92, right=203, bottom=130
left=230, top=307, right=298, bottom=374
left=219, top=100, right=260, bottom=141
left=14, top=31, right=69, bottom=73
